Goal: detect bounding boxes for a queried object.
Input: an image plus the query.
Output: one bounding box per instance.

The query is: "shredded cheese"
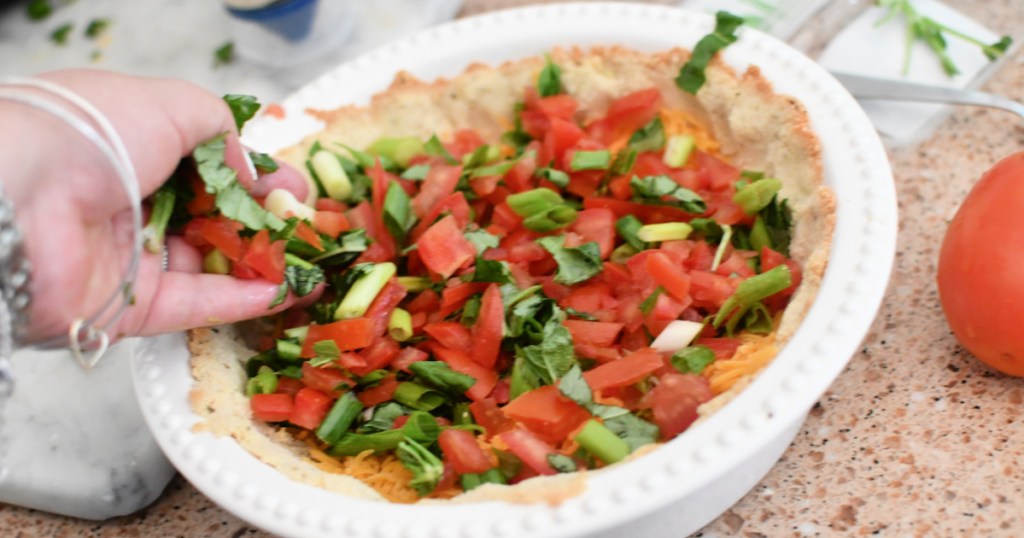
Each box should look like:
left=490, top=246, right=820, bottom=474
left=304, top=439, right=420, bottom=503
left=703, top=333, right=778, bottom=394
left=658, top=109, right=720, bottom=156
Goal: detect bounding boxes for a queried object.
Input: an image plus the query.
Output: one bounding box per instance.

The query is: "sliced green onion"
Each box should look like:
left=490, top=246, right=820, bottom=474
left=315, top=392, right=364, bottom=445
left=329, top=411, right=440, bottom=456
left=709, top=224, right=733, bottom=272
left=713, top=265, right=792, bottom=330
left=749, top=215, right=771, bottom=251
left=202, top=249, right=231, bottom=275
left=276, top=339, right=302, bottom=360
left=245, top=366, right=278, bottom=397
left=393, top=382, right=446, bottom=411
left=367, top=136, right=425, bottom=168
left=310, top=150, right=353, bottom=201
left=284, top=325, right=309, bottom=341
left=610, top=243, right=638, bottom=264
left=335, top=262, right=398, bottom=320
left=452, top=402, right=474, bottom=426
left=142, top=186, right=176, bottom=254
left=522, top=207, right=577, bottom=232
left=461, top=468, right=506, bottom=491
left=663, top=134, right=695, bottom=168
left=574, top=419, right=631, bottom=464
left=570, top=150, right=611, bottom=171
left=388, top=308, right=413, bottom=342
left=547, top=205, right=578, bottom=225
left=506, top=188, right=564, bottom=217
left=733, top=178, right=782, bottom=215
left=397, top=276, right=431, bottom=292
left=637, top=222, right=693, bottom=243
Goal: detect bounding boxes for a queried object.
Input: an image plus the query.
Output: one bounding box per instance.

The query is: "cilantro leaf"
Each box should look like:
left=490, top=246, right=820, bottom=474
left=537, top=53, right=563, bottom=97
left=518, top=314, right=576, bottom=386
left=214, top=41, right=235, bottom=67
left=360, top=402, right=407, bottom=433
left=471, top=258, right=513, bottom=284
left=223, top=94, right=260, bottom=131
left=670, top=345, right=716, bottom=374
left=464, top=229, right=499, bottom=255
left=536, top=236, right=603, bottom=285
left=382, top=182, right=416, bottom=242
left=631, top=175, right=706, bottom=213
left=677, top=11, right=744, bottom=94
left=628, top=117, right=666, bottom=153
left=547, top=454, right=578, bottom=473
left=603, top=413, right=660, bottom=451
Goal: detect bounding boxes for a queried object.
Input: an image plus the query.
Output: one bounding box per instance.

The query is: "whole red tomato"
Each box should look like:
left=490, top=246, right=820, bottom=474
left=937, top=152, right=1024, bottom=376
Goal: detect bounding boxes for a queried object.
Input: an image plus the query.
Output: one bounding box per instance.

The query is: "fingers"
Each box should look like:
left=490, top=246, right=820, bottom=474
left=166, top=237, right=203, bottom=273
left=247, top=161, right=310, bottom=200
left=132, top=272, right=323, bottom=337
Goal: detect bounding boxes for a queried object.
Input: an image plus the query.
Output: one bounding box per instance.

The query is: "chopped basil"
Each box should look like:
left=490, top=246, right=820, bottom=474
left=759, top=195, right=793, bottom=255
left=670, top=345, right=715, bottom=374
left=603, top=413, right=660, bottom=452
left=360, top=402, right=407, bottom=433
left=615, top=215, right=646, bottom=251
left=193, top=134, right=284, bottom=231
left=382, top=182, right=416, bottom=241
left=214, top=41, right=235, bottom=67
left=639, top=287, right=664, bottom=315
left=26, top=0, right=52, bottom=20
left=249, top=151, right=279, bottom=173
left=537, top=53, right=563, bottom=97
left=84, top=18, right=110, bottom=39
left=471, top=258, right=513, bottom=284
left=223, top=94, right=260, bottom=131
left=424, top=134, right=458, bottom=165
left=629, top=117, right=667, bottom=153
left=464, top=229, right=500, bottom=255
left=409, top=361, right=477, bottom=395
left=535, top=236, right=603, bottom=285
left=401, top=164, right=431, bottom=181
left=547, top=453, right=578, bottom=473
left=676, top=11, right=745, bottom=94
left=689, top=217, right=724, bottom=244
left=50, top=23, right=72, bottom=45
left=309, top=340, right=341, bottom=367
left=518, top=314, right=576, bottom=386
left=284, top=261, right=325, bottom=298
left=631, top=175, right=706, bottom=213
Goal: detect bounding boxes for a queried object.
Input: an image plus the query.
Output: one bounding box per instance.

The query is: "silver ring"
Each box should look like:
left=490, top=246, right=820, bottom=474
left=161, top=243, right=170, bottom=272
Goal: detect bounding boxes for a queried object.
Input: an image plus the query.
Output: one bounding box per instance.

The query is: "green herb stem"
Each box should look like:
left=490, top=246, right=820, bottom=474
left=574, top=419, right=631, bottom=464
left=142, top=187, right=176, bottom=254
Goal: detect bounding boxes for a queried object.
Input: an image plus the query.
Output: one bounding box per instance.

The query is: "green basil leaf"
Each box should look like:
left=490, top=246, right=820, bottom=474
left=382, top=182, right=416, bottom=241
left=471, top=258, right=513, bottom=284
left=603, top=413, right=660, bottom=451
left=547, top=453, right=578, bottom=473
left=360, top=402, right=407, bottom=433
left=401, top=164, right=431, bottom=181
left=537, top=53, right=563, bottom=97
left=249, top=151, right=279, bottom=173
left=676, top=11, right=745, bottom=94
left=425, top=134, right=458, bottom=165
left=464, top=229, right=500, bottom=255
left=630, top=175, right=706, bottom=214
left=670, top=345, right=716, bottom=374
left=535, top=236, right=603, bottom=285
left=628, top=117, right=667, bottom=153
left=223, top=94, right=260, bottom=130
left=409, top=361, right=477, bottom=394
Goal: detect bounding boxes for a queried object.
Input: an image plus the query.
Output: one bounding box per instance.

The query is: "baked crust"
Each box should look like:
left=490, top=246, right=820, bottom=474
left=189, top=46, right=834, bottom=504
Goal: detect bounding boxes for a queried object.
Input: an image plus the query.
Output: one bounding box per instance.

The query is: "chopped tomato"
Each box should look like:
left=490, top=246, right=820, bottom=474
left=569, top=208, right=615, bottom=259
left=582, top=197, right=693, bottom=224
left=392, top=346, right=429, bottom=372
left=315, top=198, right=347, bottom=212
left=502, top=386, right=591, bottom=444
left=469, top=398, right=516, bottom=438
left=274, top=377, right=304, bottom=397
left=423, top=322, right=473, bottom=355
left=412, top=164, right=462, bottom=218
left=353, top=337, right=401, bottom=376
left=642, top=373, right=713, bottom=439
left=300, top=318, right=375, bottom=357
left=587, top=88, right=661, bottom=145
left=312, top=211, right=350, bottom=239
left=430, top=344, right=498, bottom=401
left=301, top=362, right=353, bottom=395
left=358, top=374, right=399, bottom=407
left=472, top=285, right=503, bottom=368
left=438, top=429, right=494, bottom=474
left=242, top=229, right=286, bottom=284
left=564, top=320, right=623, bottom=347
left=406, top=289, right=439, bottom=314
left=438, top=282, right=488, bottom=318
left=689, top=270, right=736, bottom=309
left=417, top=216, right=476, bottom=278
left=250, top=393, right=293, bottom=422
left=192, top=216, right=245, bottom=261
left=694, top=336, right=742, bottom=360
left=294, top=221, right=324, bottom=251
left=186, top=173, right=218, bottom=216
left=498, top=428, right=558, bottom=476
left=364, top=280, right=407, bottom=336
left=411, top=192, right=471, bottom=240
left=645, top=251, right=692, bottom=302
left=583, top=347, right=664, bottom=391
left=288, top=387, right=333, bottom=430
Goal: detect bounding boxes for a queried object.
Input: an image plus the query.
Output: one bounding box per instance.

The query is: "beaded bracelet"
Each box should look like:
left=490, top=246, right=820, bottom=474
left=0, top=78, right=143, bottom=374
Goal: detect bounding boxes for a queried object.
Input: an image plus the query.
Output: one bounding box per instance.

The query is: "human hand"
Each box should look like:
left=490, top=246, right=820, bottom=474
left=0, top=69, right=313, bottom=344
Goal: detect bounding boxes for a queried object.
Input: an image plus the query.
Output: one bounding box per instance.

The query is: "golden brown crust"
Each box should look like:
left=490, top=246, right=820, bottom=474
left=192, top=46, right=834, bottom=504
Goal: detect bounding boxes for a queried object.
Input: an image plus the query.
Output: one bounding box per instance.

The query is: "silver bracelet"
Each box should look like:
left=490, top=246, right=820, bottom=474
left=0, top=78, right=143, bottom=371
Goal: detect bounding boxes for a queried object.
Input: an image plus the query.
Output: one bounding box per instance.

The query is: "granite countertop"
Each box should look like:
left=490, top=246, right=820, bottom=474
left=2, top=0, right=1024, bottom=536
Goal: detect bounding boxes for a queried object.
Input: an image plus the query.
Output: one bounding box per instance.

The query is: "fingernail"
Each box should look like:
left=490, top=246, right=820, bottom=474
left=242, top=148, right=258, bottom=182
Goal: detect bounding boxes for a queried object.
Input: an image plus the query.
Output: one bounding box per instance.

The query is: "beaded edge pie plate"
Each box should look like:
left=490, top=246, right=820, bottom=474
left=131, top=3, right=897, bottom=537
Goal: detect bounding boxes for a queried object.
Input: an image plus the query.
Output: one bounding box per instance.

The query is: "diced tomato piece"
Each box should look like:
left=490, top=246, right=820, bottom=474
left=392, top=346, right=429, bottom=372
left=430, top=344, right=498, bottom=401
left=352, top=337, right=401, bottom=376
left=445, top=129, right=486, bottom=159
left=694, top=337, right=742, bottom=360
left=294, top=221, right=324, bottom=251
left=564, top=320, right=623, bottom=347
left=250, top=393, right=293, bottom=422
left=545, top=117, right=585, bottom=167
left=417, top=216, right=476, bottom=278
left=587, top=88, right=661, bottom=145
left=242, top=229, right=286, bottom=284
left=472, top=285, right=503, bottom=368
left=192, top=216, right=245, bottom=261
left=469, top=398, right=516, bottom=438
left=632, top=151, right=673, bottom=178
left=274, top=377, right=304, bottom=397
left=348, top=201, right=396, bottom=263
left=358, top=374, right=399, bottom=407
left=288, top=387, right=333, bottom=430
left=504, top=152, right=537, bottom=193
left=438, top=282, right=489, bottom=318
left=583, top=347, right=664, bottom=391
left=565, top=169, right=605, bottom=199
left=300, top=318, right=375, bottom=357
left=575, top=343, right=623, bottom=364
left=498, top=428, right=558, bottom=476
left=642, top=373, right=713, bottom=439
left=582, top=197, right=693, bottom=224
left=364, top=280, right=407, bottom=337
left=645, top=251, right=691, bottom=302
left=490, top=377, right=511, bottom=404
left=502, top=386, right=591, bottom=444
left=312, top=211, right=350, bottom=239
left=411, top=192, right=472, bottom=241
left=413, top=164, right=463, bottom=218
left=534, top=94, right=578, bottom=120
left=406, top=289, right=439, bottom=314
left=337, top=352, right=367, bottom=371
left=561, top=282, right=619, bottom=322
left=438, top=429, right=494, bottom=474
left=500, top=229, right=546, bottom=264
left=301, top=362, right=354, bottom=395
left=423, top=322, right=473, bottom=355
left=685, top=241, right=715, bottom=271
left=715, top=250, right=757, bottom=278
left=644, top=292, right=690, bottom=336
left=315, top=198, right=347, bottom=212
left=694, top=151, right=740, bottom=192
left=568, top=208, right=615, bottom=260
left=186, top=173, right=218, bottom=215
left=689, top=270, right=736, bottom=309
left=491, top=201, right=523, bottom=230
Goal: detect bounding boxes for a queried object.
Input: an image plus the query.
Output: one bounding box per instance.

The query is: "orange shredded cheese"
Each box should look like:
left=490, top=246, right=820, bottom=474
left=704, top=333, right=778, bottom=394
left=658, top=108, right=720, bottom=156
left=303, top=439, right=420, bottom=503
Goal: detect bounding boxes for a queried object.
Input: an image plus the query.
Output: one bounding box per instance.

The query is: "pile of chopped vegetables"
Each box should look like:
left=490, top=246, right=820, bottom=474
left=149, top=16, right=806, bottom=501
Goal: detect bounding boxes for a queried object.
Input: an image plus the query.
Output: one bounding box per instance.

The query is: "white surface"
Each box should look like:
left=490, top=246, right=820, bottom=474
left=132, top=4, right=898, bottom=538
left=0, top=0, right=464, bottom=103
left=0, top=342, right=176, bottom=520
left=818, top=0, right=1004, bottom=146
left=680, top=0, right=831, bottom=39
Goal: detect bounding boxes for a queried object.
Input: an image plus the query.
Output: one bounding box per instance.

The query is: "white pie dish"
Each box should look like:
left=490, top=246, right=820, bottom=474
left=131, top=3, right=897, bottom=537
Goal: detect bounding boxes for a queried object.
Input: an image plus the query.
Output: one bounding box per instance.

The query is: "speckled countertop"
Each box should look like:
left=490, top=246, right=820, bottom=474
left=2, top=0, right=1024, bottom=536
